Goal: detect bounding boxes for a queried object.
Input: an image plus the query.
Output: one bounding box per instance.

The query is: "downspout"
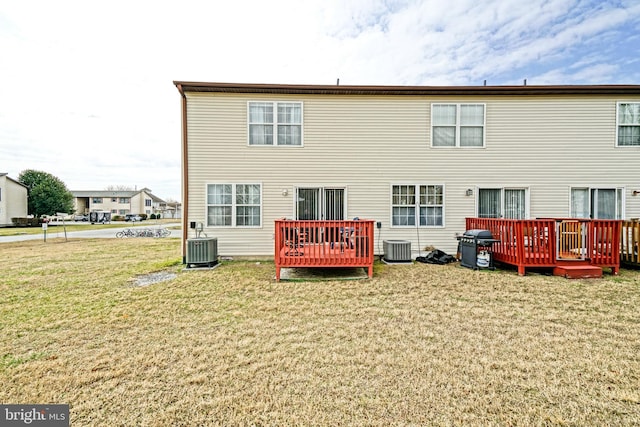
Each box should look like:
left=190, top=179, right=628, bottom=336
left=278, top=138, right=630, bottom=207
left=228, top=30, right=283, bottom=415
left=176, top=83, right=189, bottom=264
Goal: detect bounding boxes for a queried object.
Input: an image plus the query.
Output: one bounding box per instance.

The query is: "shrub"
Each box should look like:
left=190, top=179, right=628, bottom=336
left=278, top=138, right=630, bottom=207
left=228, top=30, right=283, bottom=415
left=11, top=217, right=39, bottom=227
left=139, top=214, right=148, bottom=221
left=112, top=215, right=124, bottom=222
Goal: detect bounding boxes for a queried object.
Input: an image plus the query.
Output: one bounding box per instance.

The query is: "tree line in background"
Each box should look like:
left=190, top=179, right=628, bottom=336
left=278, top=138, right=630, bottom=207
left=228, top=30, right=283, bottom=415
left=18, top=169, right=74, bottom=217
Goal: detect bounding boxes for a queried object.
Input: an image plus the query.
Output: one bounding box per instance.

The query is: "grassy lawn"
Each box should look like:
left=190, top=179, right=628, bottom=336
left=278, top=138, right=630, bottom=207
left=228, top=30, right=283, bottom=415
left=1, top=238, right=639, bottom=425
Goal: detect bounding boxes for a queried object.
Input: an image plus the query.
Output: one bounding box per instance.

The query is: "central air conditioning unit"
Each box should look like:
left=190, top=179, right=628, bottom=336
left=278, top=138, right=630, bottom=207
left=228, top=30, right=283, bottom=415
left=186, top=237, right=218, bottom=268
left=383, top=240, right=412, bottom=263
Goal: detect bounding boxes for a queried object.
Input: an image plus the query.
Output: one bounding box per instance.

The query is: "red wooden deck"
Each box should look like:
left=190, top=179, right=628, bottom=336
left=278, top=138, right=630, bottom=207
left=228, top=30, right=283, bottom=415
left=465, top=218, right=621, bottom=276
left=274, top=219, right=375, bottom=281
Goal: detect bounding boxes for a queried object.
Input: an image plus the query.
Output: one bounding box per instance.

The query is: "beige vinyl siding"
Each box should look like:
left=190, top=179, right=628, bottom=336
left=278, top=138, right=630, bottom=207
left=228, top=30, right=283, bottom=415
left=0, top=176, right=28, bottom=226
left=185, top=92, right=640, bottom=256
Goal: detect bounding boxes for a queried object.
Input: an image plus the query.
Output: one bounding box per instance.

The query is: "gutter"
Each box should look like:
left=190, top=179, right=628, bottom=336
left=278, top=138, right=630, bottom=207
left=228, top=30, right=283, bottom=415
left=172, top=81, right=640, bottom=96
left=176, top=83, right=189, bottom=264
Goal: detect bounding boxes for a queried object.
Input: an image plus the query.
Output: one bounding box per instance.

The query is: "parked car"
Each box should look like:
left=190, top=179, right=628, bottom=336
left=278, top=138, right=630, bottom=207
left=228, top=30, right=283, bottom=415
left=125, top=214, right=143, bottom=222
left=74, top=215, right=89, bottom=222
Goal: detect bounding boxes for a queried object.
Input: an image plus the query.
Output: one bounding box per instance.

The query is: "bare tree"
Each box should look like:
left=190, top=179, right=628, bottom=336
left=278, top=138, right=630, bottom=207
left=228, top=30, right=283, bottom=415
left=105, top=185, right=134, bottom=191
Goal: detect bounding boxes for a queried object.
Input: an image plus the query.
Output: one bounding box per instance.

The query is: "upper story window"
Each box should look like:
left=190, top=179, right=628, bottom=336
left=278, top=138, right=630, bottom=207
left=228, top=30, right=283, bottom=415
left=432, top=103, right=485, bottom=148
left=248, top=102, right=302, bottom=146
left=391, top=184, right=444, bottom=227
left=207, top=184, right=261, bottom=227
left=92, top=197, right=102, bottom=204
left=145, top=199, right=152, bottom=207
left=119, top=198, right=130, bottom=203
left=617, top=102, right=640, bottom=146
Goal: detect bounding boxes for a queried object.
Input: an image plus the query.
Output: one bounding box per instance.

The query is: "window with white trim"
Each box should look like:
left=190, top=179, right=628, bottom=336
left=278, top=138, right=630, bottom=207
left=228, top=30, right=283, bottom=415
left=207, top=184, right=261, bottom=227
left=432, top=103, right=485, bottom=147
left=570, top=187, right=623, bottom=219
left=478, top=188, right=527, bottom=219
left=248, top=102, right=302, bottom=146
left=617, top=102, right=640, bottom=146
left=392, top=184, right=444, bottom=226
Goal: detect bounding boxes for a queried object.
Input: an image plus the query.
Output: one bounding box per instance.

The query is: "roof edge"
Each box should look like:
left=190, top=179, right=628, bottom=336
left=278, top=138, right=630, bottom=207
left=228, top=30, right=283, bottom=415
left=173, top=81, right=640, bottom=96
left=0, top=173, right=28, bottom=189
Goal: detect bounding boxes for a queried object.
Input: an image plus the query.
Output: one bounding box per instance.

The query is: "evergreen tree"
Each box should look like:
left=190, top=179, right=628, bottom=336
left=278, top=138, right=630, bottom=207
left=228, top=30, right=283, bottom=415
left=18, top=169, right=74, bottom=217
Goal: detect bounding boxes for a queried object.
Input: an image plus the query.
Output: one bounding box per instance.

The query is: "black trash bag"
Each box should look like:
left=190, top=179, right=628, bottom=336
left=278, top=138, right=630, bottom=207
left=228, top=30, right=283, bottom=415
left=416, top=249, right=456, bottom=265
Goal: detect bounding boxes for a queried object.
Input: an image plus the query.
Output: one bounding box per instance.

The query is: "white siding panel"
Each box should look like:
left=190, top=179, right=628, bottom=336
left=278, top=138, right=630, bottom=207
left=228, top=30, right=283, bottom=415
left=185, top=92, right=640, bottom=256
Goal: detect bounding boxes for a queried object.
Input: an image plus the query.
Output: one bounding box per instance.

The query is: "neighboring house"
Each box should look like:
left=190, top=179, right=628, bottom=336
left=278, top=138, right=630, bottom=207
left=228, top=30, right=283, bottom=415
left=174, top=81, right=640, bottom=260
left=0, top=173, right=28, bottom=227
left=159, top=201, right=182, bottom=219
left=72, top=188, right=167, bottom=217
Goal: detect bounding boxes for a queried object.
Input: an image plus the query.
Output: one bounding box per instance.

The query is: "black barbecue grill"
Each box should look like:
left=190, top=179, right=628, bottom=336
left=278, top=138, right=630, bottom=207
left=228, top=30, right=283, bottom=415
left=457, top=229, right=500, bottom=270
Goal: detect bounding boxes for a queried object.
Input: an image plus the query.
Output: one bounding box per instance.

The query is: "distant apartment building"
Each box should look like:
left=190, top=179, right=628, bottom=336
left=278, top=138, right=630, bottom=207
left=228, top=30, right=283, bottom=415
left=72, top=188, right=170, bottom=217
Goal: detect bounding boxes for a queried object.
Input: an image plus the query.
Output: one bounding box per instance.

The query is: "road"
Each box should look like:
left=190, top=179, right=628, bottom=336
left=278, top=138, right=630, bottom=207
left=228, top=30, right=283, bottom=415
left=0, top=223, right=181, bottom=243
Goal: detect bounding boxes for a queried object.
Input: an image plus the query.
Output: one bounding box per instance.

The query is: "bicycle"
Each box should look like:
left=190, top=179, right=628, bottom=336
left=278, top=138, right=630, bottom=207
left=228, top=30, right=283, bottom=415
left=116, top=229, right=136, bottom=238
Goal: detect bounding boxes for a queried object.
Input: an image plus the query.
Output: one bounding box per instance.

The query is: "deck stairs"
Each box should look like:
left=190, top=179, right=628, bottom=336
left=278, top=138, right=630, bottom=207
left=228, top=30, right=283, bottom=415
left=552, top=262, right=603, bottom=279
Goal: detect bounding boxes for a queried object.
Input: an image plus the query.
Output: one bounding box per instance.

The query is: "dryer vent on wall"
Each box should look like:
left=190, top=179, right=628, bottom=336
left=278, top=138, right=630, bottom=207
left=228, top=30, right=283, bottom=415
left=383, top=240, right=412, bottom=262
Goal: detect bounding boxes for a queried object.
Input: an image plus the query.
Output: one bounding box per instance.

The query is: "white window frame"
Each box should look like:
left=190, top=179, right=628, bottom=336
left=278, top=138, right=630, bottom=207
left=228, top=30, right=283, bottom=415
left=431, top=103, right=486, bottom=148
left=206, top=183, right=262, bottom=228
left=616, top=102, right=640, bottom=147
left=476, top=187, right=529, bottom=219
left=247, top=101, right=303, bottom=146
left=391, top=184, right=445, bottom=228
left=569, top=186, right=624, bottom=219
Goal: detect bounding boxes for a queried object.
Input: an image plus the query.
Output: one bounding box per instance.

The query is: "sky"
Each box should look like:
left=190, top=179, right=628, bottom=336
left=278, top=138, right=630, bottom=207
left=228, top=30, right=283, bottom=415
left=1, top=0, right=639, bottom=202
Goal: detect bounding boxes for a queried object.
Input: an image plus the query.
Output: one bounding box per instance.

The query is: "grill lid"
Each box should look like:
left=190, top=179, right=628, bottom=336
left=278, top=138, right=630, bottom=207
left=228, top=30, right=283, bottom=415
left=463, top=229, right=494, bottom=239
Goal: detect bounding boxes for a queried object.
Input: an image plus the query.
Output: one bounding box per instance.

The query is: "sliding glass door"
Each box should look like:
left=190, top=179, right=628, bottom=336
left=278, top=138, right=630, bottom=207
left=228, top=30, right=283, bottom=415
left=296, top=188, right=345, bottom=220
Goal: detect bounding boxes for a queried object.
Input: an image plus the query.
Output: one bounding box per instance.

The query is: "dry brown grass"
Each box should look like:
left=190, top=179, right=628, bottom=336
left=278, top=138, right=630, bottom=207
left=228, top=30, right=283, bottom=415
left=1, top=238, right=639, bottom=426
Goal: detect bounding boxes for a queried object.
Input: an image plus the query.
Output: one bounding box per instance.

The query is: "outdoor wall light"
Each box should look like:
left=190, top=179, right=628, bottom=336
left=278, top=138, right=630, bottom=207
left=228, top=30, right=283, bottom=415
left=633, top=190, right=640, bottom=196
left=282, top=189, right=289, bottom=196
left=465, top=189, right=473, bottom=197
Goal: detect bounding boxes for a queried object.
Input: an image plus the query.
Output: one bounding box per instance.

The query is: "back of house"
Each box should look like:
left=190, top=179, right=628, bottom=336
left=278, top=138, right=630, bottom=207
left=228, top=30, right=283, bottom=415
left=175, top=82, right=640, bottom=261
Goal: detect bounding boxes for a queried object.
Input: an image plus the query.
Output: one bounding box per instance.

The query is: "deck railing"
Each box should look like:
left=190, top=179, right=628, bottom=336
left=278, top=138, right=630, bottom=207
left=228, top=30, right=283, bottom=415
left=274, top=219, right=375, bottom=281
left=621, top=219, right=640, bottom=265
left=465, top=218, right=621, bottom=275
